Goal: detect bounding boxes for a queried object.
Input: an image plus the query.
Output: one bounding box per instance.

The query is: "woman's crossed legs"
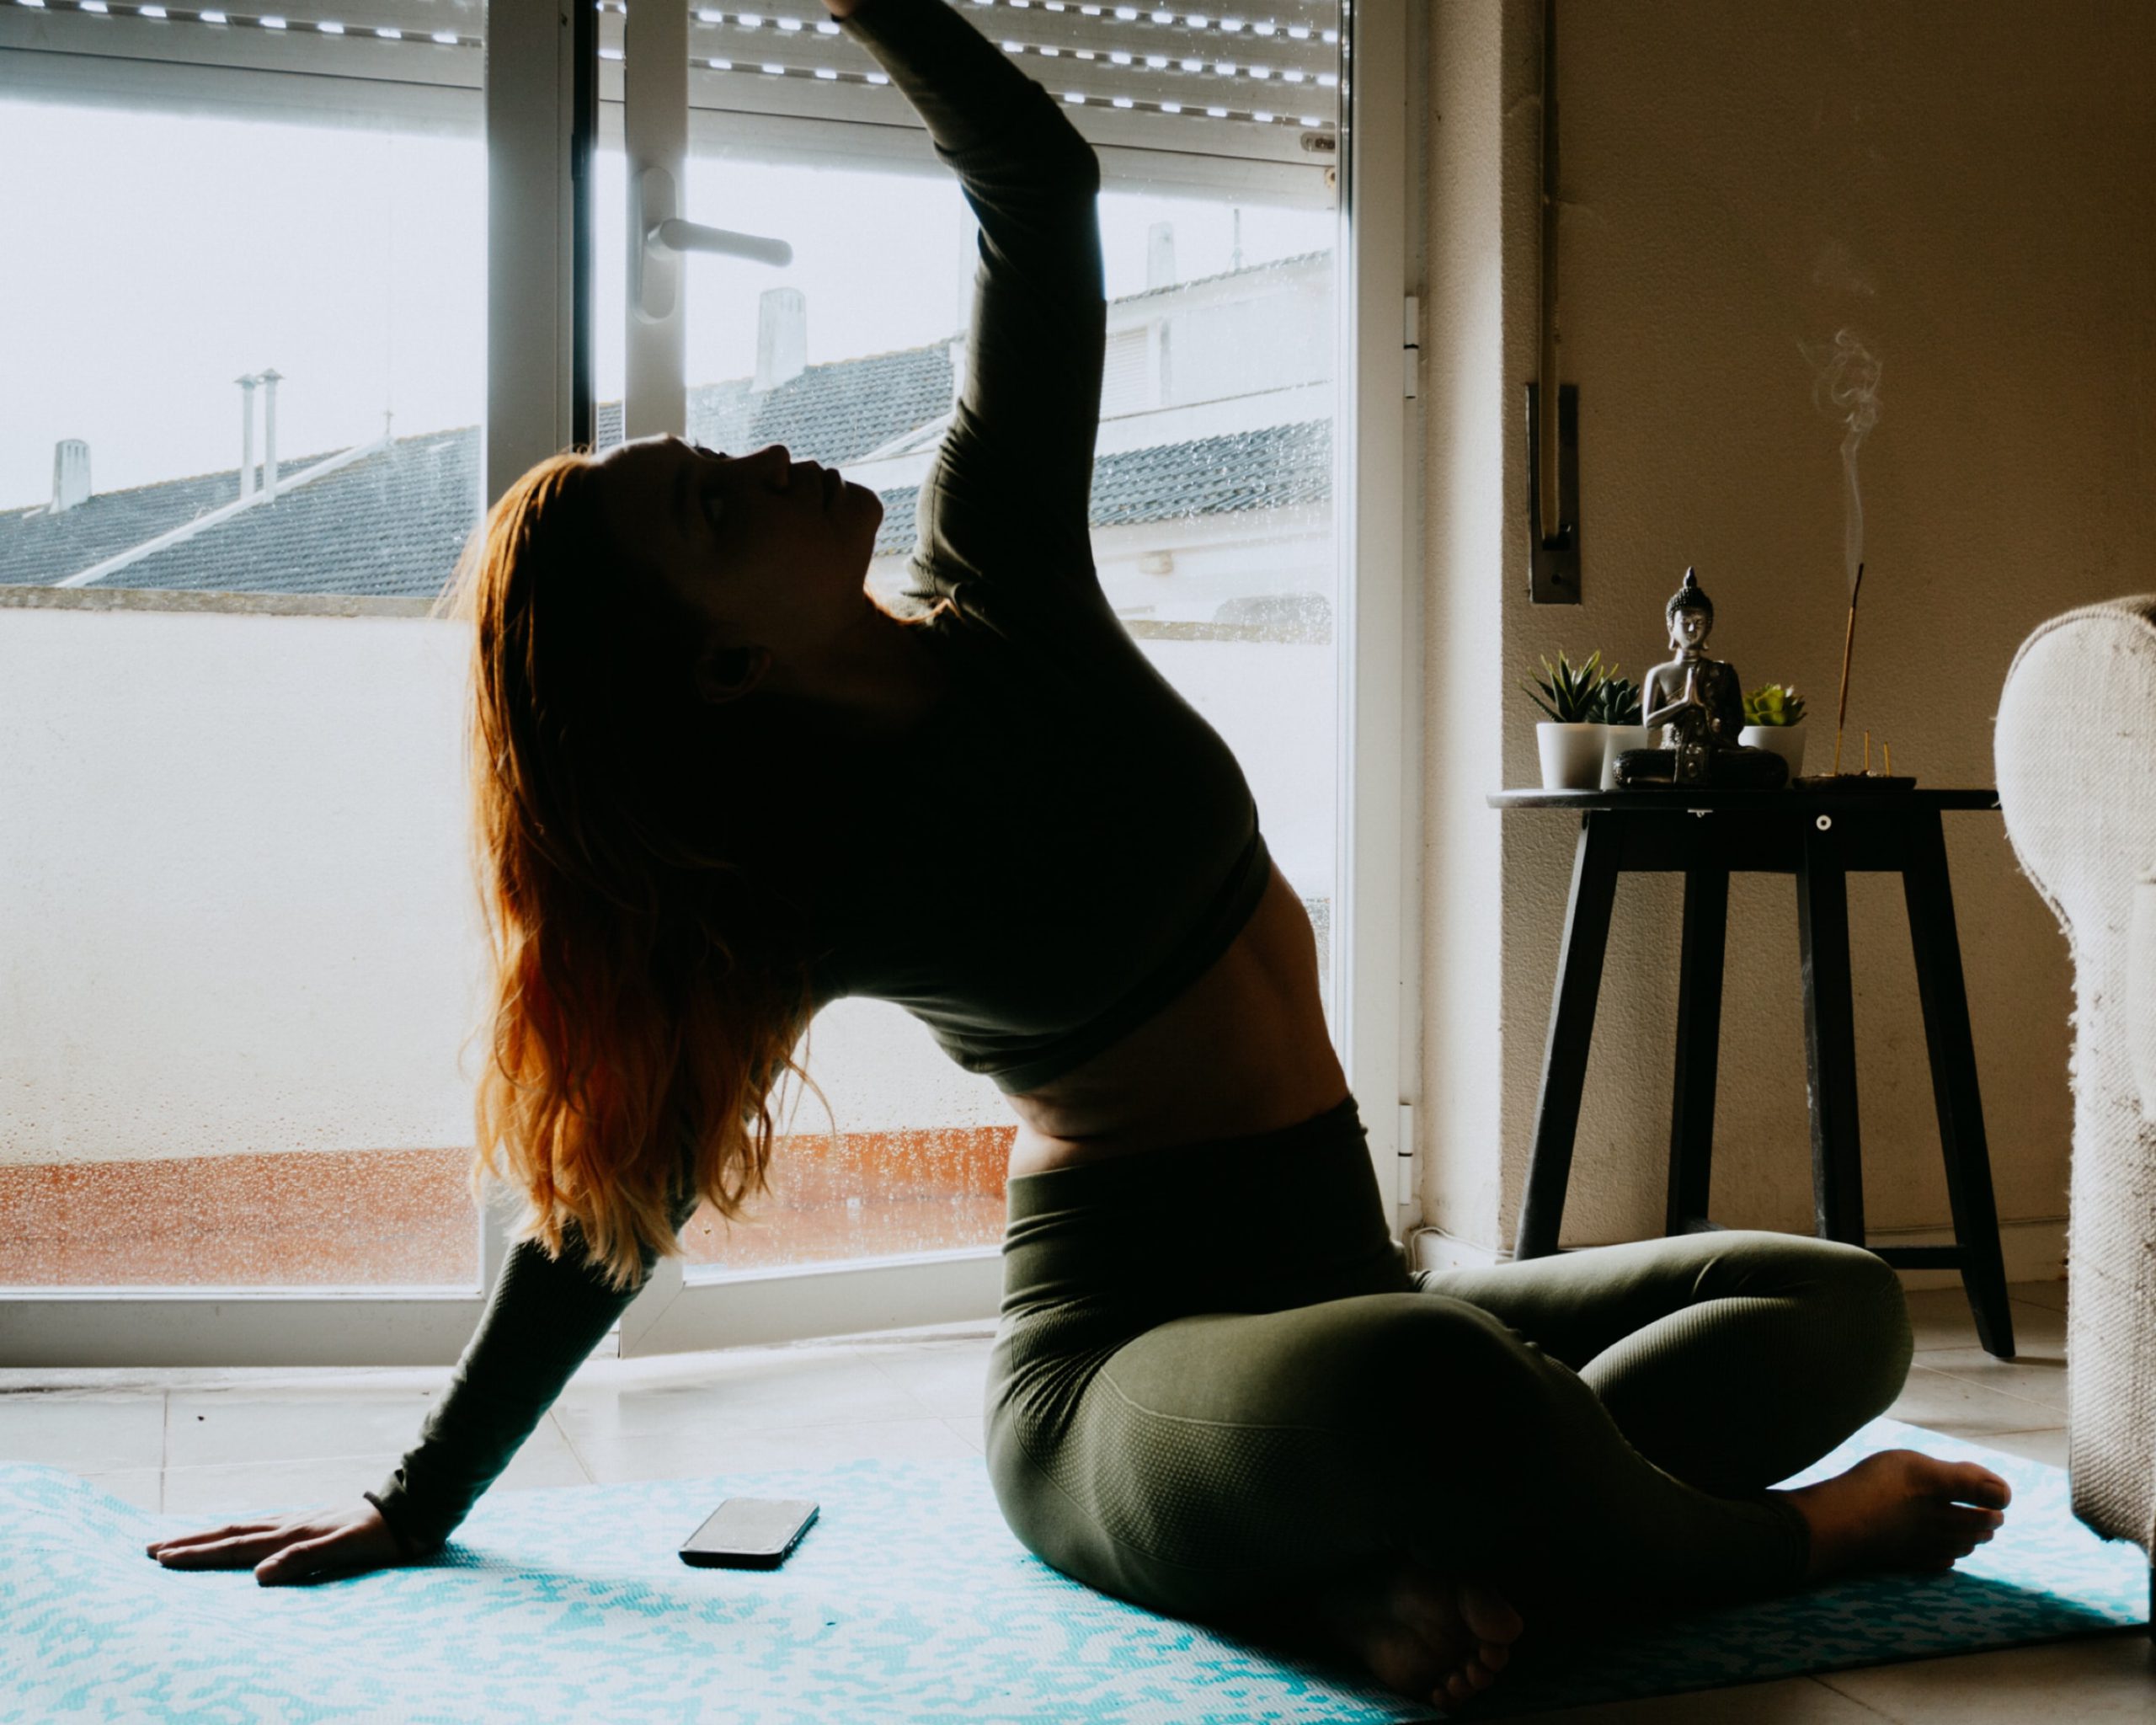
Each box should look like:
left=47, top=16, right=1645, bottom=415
left=990, top=1231, right=2008, bottom=1709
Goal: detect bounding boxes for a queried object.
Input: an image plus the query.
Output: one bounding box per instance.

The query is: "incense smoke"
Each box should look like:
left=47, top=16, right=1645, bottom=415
left=1802, top=328, right=1882, bottom=592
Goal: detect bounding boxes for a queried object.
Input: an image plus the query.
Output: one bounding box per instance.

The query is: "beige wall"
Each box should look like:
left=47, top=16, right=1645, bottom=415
left=1420, top=1, right=2156, bottom=1266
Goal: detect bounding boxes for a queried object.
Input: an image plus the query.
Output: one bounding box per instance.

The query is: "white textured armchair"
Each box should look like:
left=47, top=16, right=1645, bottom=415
left=1996, top=598, right=2156, bottom=1600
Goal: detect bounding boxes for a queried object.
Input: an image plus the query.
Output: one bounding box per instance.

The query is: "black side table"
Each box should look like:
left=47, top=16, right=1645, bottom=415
left=1491, top=787, right=2015, bottom=1359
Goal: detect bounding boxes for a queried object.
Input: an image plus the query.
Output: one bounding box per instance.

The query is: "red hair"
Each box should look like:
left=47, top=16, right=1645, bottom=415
left=435, top=453, right=817, bottom=1290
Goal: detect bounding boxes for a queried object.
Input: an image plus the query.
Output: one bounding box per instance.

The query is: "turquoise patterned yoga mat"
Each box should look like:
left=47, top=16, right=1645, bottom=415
left=0, top=1418, right=2143, bottom=1723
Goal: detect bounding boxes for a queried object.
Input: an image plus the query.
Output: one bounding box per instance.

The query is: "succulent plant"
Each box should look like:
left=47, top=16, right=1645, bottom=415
left=1524, top=650, right=1606, bottom=724
left=1742, top=683, right=1807, bottom=728
left=1593, top=671, right=1643, bottom=726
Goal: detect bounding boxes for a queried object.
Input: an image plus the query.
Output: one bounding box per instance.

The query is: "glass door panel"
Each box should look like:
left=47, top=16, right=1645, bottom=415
left=0, top=4, right=489, bottom=1290
left=637, top=0, right=1342, bottom=1294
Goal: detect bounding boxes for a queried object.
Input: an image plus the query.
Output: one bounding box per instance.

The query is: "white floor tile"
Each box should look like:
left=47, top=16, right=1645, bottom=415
left=1918, top=1347, right=2067, bottom=1415
left=159, top=1418, right=582, bottom=1520
left=2007, top=1279, right=2069, bottom=1313
left=554, top=1353, right=926, bottom=1447
left=494, top=1418, right=594, bottom=1491
left=941, top=1415, right=986, bottom=1455
left=852, top=1338, right=995, bottom=1419
left=0, top=1391, right=166, bottom=1472
left=160, top=1456, right=392, bottom=1521
left=1903, top=1287, right=1985, bottom=1353
left=1889, top=1365, right=2072, bottom=1441
left=1816, top=1632, right=2156, bottom=1722
left=1994, top=1299, right=2067, bottom=1352
left=1899, top=1289, right=2063, bottom=1354
left=1978, top=1427, right=2069, bottom=1467
left=165, top=1387, right=439, bottom=1470
left=568, top=1415, right=976, bottom=1486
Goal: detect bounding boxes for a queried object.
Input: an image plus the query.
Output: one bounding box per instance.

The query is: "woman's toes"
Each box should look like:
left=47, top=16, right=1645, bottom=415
left=1459, top=1581, right=1524, bottom=1645
left=1945, top=1463, right=2012, bottom=1510
left=1935, top=1503, right=2004, bottom=1539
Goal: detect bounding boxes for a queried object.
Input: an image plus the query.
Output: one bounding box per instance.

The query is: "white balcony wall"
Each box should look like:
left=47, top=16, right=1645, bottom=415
left=1169, top=280, right=1334, bottom=408
left=0, top=606, right=1332, bottom=1170
left=0, top=606, right=482, bottom=1170
left=1148, top=636, right=1336, bottom=909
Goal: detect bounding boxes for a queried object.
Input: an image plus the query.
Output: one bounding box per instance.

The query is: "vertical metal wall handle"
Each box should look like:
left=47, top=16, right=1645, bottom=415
left=1528, top=0, right=1580, bottom=604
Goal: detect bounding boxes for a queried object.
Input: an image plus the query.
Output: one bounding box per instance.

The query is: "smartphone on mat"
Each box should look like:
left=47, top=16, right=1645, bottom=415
left=679, top=1498, right=819, bottom=1569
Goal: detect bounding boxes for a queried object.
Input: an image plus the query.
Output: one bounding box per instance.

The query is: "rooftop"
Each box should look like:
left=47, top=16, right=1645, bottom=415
left=1, top=250, right=1335, bottom=598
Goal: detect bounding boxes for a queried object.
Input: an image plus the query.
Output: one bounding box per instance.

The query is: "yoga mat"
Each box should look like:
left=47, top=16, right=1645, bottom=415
left=0, top=1418, right=2142, bottom=1723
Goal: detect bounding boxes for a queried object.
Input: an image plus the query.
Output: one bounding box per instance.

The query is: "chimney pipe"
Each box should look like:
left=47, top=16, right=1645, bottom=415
left=51, top=440, right=91, bottom=512
left=753, top=287, right=807, bottom=394
left=258, top=367, right=282, bottom=502
left=1145, top=221, right=1177, bottom=291
left=236, top=373, right=259, bottom=501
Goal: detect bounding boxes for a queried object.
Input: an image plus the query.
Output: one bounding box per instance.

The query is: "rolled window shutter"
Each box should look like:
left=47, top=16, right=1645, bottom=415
left=676, top=0, right=1339, bottom=171
left=0, top=0, right=484, bottom=73
left=4, top=0, right=1338, bottom=179
left=0, top=0, right=484, bottom=127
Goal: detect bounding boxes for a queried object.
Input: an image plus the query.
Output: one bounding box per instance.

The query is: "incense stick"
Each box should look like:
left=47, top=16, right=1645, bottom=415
left=1832, top=561, right=1865, bottom=777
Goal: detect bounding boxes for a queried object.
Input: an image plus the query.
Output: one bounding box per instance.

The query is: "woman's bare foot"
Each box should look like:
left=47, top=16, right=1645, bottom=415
left=1785, top=1449, right=2012, bottom=1582
left=1315, top=1556, right=1525, bottom=1712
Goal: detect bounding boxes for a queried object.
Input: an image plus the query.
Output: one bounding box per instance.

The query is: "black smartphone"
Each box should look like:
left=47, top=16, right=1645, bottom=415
left=678, top=1497, right=819, bottom=1569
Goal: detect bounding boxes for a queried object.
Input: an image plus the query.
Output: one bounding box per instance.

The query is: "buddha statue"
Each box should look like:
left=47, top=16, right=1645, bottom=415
left=1613, top=568, right=1788, bottom=788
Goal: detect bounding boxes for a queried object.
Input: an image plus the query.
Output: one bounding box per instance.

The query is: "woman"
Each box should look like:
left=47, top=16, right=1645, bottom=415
left=147, top=0, right=2011, bottom=1708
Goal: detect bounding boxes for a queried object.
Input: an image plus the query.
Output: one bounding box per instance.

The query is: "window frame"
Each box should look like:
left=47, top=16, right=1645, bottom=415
left=0, top=0, right=1412, bottom=1367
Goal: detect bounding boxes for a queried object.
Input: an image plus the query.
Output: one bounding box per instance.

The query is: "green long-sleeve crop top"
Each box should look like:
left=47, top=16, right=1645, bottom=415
left=366, top=0, right=1273, bottom=1556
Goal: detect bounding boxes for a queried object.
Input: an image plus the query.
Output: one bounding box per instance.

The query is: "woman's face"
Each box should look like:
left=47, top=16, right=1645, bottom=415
left=590, top=435, right=884, bottom=670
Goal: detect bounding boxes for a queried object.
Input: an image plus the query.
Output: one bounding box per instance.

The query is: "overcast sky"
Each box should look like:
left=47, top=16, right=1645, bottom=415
left=1, top=101, right=1331, bottom=511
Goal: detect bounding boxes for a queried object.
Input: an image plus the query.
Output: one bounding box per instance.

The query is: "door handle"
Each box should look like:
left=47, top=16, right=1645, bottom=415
left=622, top=0, right=792, bottom=439
left=632, top=166, right=792, bottom=323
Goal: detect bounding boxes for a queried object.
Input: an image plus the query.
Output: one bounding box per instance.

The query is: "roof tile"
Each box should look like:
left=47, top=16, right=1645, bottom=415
left=6, top=315, right=1329, bottom=596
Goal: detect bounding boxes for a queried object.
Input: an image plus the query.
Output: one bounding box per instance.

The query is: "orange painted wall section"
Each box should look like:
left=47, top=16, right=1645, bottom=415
left=0, top=1127, right=1015, bottom=1288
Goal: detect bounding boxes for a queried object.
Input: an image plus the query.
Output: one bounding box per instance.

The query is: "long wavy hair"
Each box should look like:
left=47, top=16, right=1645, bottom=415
left=434, top=453, right=818, bottom=1290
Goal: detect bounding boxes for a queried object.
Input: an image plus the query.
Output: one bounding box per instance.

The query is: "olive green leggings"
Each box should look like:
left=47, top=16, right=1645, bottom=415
left=985, top=1096, right=1913, bottom=1622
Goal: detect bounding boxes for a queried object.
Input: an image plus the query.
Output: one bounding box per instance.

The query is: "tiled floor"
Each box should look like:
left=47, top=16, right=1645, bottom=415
left=3, top=1280, right=2148, bottom=1720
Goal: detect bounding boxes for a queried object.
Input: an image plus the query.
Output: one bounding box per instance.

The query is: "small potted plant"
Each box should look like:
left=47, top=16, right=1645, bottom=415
left=1594, top=670, right=1652, bottom=790
left=1740, top=683, right=1808, bottom=779
left=1525, top=650, right=1609, bottom=790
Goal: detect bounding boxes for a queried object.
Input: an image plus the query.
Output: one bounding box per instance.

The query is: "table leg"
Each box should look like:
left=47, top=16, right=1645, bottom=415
left=1798, top=830, right=1867, bottom=1246
left=1903, top=810, right=2016, bottom=1359
left=1515, top=812, right=1622, bottom=1260
left=1666, top=863, right=1729, bottom=1235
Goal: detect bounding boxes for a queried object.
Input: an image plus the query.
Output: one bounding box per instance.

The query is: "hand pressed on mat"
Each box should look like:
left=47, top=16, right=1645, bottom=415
left=146, top=1499, right=410, bottom=1587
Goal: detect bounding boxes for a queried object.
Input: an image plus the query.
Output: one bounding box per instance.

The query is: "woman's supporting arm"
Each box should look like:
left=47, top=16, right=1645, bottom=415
left=835, top=0, right=1107, bottom=595
left=366, top=1206, right=691, bottom=1554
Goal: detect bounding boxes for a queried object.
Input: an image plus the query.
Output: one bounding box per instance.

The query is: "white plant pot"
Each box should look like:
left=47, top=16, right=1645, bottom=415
left=1537, top=722, right=1606, bottom=791
left=1600, top=724, right=1654, bottom=790
left=1739, top=724, right=1807, bottom=780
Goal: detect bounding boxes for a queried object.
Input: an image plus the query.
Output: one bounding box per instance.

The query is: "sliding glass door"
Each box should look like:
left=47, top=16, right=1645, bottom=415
left=0, top=0, right=1408, bottom=1365
left=603, top=0, right=1363, bottom=1354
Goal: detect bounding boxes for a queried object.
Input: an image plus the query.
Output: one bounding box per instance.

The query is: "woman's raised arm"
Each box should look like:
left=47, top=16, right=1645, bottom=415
left=833, top=0, right=1108, bottom=596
